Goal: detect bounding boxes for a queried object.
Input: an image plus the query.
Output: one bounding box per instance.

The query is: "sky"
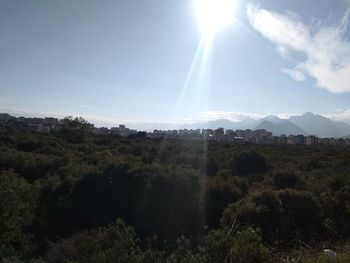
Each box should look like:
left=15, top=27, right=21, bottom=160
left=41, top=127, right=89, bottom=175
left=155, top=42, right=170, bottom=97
left=1, top=0, right=350, bottom=128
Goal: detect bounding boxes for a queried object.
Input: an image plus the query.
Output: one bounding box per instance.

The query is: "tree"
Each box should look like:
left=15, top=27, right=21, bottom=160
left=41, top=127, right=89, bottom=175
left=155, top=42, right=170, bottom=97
left=0, top=170, right=36, bottom=259
left=232, top=151, right=270, bottom=176
left=201, top=227, right=269, bottom=263
left=46, top=219, right=144, bottom=263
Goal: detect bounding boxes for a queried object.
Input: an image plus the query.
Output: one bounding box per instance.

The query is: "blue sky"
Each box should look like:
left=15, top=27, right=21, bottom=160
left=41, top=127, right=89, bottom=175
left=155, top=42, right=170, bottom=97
left=1, top=0, right=350, bottom=127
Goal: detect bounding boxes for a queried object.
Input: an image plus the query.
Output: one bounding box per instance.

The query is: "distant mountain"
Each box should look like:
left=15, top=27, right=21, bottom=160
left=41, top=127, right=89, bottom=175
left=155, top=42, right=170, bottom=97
left=289, top=112, right=350, bottom=138
left=260, top=115, right=287, bottom=124
left=254, top=119, right=307, bottom=136
left=204, top=119, right=238, bottom=129
left=234, top=117, right=258, bottom=129
left=333, top=121, right=350, bottom=137
left=182, top=118, right=258, bottom=130
left=140, top=112, right=350, bottom=137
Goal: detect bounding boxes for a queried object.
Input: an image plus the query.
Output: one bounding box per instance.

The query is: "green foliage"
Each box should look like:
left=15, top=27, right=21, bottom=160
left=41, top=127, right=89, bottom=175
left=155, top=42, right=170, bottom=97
left=0, top=170, right=37, bottom=260
left=166, top=236, right=205, bottom=263
left=1, top=126, right=350, bottom=261
left=222, top=189, right=323, bottom=244
left=62, top=116, right=90, bottom=129
left=204, top=175, right=247, bottom=228
left=303, top=250, right=350, bottom=263
left=58, top=117, right=92, bottom=144
left=201, top=227, right=270, bottom=263
left=229, top=228, right=270, bottom=263
left=47, top=219, right=143, bottom=263
left=272, top=171, right=303, bottom=189
left=233, top=151, right=270, bottom=176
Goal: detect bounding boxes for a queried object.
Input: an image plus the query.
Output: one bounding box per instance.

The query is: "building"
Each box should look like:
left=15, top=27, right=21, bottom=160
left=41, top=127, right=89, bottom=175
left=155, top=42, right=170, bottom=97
left=305, top=136, right=318, bottom=145
left=294, top=135, right=305, bottom=145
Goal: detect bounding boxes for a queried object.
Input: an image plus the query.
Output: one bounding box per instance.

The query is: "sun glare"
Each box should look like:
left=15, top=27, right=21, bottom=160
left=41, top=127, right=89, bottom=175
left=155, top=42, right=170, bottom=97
left=195, top=0, right=237, bottom=38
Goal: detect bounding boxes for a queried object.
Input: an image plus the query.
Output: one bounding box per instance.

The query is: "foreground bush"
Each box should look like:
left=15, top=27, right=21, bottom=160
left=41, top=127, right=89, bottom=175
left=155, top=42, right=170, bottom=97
left=47, top=219, right=149, bottom=263
left=46, top=220, right=271, bottom=263
left=202, top=227, right=270, bottom=263
left=303, top=250, right=350, bottom=263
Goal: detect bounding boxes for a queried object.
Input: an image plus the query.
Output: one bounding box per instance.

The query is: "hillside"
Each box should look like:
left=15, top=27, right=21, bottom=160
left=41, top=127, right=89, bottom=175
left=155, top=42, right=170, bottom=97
left=289, top=112, right=350, bottom=138
left=254, top=119, right=307, bottom=136
left=178, top=112, right=350, bottom=138
left=1, top=123, right=350, bottom=261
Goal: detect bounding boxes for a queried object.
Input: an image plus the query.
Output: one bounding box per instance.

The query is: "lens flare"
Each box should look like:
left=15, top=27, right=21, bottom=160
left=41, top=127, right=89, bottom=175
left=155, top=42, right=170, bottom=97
left=195, top=0, right=237, bottom=38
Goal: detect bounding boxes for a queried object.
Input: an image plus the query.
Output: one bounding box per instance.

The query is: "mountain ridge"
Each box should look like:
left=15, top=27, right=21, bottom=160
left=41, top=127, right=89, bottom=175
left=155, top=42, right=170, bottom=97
left=289, top=112, right=350, bottom=138
left=181, top=112, right=350, bottom=138
left=254, top=120, right=307, bottom=136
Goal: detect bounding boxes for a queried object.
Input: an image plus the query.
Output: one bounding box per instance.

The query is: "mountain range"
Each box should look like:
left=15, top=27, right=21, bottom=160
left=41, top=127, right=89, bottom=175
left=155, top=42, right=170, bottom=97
left=182, top=112, right=350, bottom=138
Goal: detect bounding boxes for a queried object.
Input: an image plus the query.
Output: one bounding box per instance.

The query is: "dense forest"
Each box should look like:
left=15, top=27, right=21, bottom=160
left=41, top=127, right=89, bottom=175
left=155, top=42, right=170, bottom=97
left=1, top=117, right=350, bottom=262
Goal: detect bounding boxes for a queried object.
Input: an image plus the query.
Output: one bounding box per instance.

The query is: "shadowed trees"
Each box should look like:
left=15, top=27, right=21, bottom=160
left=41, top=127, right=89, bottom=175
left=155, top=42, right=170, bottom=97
left=1, top=125, right=350, bottom=261
left=232, top=151, right=270, bottom=176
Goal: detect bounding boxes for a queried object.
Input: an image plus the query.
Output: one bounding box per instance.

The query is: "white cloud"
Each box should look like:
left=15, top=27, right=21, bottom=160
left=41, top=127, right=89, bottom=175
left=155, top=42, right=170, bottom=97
left=276, top=112, right=303, bottom=119
left=247, top=3, right=350, bottom=93
left=324, top=109, right=350, bottom=123
left=194, top=110, right=265, bottom=122
left=280, top=68, right=305, bottom=81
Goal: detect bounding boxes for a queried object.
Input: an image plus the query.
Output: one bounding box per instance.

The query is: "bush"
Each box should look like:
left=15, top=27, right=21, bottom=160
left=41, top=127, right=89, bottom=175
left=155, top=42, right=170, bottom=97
left=201, top=227, right=270, bottom=263
left=277, top=189, right=322, bottom=237
left=230, top=228, right=270, bottom=263
left=233, top=151, right=270, bottom=176
left=303, top=249, right=350, bottom=263
left=273, top=172, right=302, bottom=190
left=222, top=190, right=323, bottom=244
left=0, top=170, right=36, bottom=260
left=47, top=219, right=143, bottom=263
left=204, top=176, right=243, bottom=228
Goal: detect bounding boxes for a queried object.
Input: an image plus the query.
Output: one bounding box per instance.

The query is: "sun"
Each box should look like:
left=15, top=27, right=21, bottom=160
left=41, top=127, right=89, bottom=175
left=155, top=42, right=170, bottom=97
left=195, top=0, right=237, bottom=38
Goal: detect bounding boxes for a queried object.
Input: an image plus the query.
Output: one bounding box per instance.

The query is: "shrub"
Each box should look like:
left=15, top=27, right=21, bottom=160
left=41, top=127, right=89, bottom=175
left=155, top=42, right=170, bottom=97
left=201, top=227, right=270, bottom=263
left=46, top=219, right=143, bottom=263
left=233, top=151, right=270, bottom=176
left=273, top=172, right=302, bottom=189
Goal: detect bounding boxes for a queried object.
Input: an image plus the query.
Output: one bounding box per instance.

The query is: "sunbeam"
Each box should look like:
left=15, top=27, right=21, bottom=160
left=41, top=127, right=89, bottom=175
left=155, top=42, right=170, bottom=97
left=171, top=36, right=213, bottom=124
left=195, top=0, right=237, bottom=40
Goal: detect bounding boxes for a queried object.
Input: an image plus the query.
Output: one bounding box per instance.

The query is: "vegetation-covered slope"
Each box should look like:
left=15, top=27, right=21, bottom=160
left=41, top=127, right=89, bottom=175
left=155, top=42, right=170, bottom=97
left=1, top=119, right=350, bottom=262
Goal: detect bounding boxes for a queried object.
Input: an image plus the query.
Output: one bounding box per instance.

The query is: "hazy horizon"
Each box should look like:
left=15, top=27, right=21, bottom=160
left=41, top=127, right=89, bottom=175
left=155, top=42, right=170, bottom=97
left=2, top=109, right=350, bottom=131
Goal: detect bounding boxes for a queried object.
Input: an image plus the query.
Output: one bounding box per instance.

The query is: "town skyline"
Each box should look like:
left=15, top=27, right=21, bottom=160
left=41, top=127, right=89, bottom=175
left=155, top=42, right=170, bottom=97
left=2, top=111, right=350, bottom=139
